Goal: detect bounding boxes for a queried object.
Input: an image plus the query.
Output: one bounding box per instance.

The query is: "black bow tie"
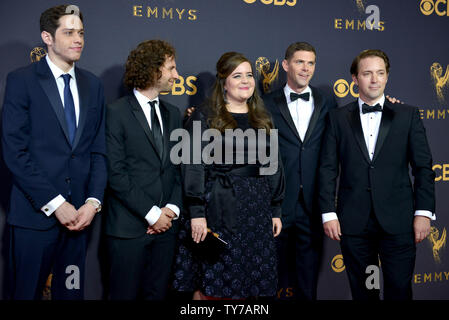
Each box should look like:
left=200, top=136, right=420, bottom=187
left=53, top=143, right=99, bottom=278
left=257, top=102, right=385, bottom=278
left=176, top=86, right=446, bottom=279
left=290, top=92, right=310, bottom=102
left=362, top=103, right=382, bottom=114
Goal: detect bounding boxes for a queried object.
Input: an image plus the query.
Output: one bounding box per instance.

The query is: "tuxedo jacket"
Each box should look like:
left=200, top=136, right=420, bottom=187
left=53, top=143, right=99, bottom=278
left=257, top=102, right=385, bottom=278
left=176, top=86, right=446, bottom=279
left=2, top=58, right=107, bottom=230
left=104, top=94, right=182, bottom=238
left=263, top=86, right=337, bottom=228
left=318, top=100, right=435, bottom=235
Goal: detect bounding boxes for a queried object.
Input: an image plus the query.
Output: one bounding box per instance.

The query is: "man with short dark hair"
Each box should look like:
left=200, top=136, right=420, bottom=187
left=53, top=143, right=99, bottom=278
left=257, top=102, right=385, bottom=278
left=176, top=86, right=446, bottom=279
left=2, top=5, right=107, bottom=300
left=318, top=49, right=435, bottom=300
left=263, top=42, right=337, bottom=300
left=104, top=40, right=182, bottom=300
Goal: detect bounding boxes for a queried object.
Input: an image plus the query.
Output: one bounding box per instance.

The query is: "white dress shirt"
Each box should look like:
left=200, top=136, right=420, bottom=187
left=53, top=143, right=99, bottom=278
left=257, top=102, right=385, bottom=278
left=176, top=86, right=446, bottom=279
left=41, top=56, right=100, bottom=216
left=45, top=55, right=80, bottom=125
left=360, top=95, right=384, bottom=161
left=322, top=95, right=435, bottom=223
left=284, top=84, right=314, bottom=141
left=133, top=89, right=180, bottom=225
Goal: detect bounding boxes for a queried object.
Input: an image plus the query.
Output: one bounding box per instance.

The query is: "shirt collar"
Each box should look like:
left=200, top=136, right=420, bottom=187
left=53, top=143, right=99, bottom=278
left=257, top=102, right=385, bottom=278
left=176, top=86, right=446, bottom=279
left=133, top=88, right=159, bottom=108
left=46, top=55, right=76, bottom=81
left=284, top=84, right=312, bottom=104
left=358, top=95, right=385, bottom=113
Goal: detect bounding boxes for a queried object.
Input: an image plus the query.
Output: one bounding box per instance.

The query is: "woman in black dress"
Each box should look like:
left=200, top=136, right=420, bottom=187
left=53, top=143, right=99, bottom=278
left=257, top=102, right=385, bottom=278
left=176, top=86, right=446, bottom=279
left=173, top=52, right=284, bottom=299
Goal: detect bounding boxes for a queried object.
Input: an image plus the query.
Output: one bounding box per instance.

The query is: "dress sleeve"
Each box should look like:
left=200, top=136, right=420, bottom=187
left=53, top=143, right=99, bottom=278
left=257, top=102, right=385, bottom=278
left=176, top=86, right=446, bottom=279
left=261, top=127, right=285, bottom=218
left=181, top=109, right=209, bottom=219
left=266, top=153, right=285, bottom=218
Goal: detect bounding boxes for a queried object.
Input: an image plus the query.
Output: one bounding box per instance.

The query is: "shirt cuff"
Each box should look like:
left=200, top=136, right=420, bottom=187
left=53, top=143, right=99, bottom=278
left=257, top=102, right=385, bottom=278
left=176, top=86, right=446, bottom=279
left=145, top=206, right=162, bottom=226
left=415, top=210, right=436, bottom=221
left=322, top=212, right=338, bottom=224
left=41, top=194, right=65, bottom=216
left=165, top=204, right=180, bottom=220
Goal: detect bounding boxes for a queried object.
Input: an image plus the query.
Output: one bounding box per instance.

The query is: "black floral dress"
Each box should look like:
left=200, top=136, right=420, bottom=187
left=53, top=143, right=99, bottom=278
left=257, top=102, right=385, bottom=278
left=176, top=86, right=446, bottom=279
left=172, top=109, right=285, bottom=299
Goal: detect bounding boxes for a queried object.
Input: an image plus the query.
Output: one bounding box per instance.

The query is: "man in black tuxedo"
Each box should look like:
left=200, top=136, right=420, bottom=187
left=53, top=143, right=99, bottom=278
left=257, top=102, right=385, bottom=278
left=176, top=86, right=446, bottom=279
left=318, top=49, right=435, bottom=300
left=263, top=42, right=337, bottom=300
left=104, top=40, right=182, bottom=300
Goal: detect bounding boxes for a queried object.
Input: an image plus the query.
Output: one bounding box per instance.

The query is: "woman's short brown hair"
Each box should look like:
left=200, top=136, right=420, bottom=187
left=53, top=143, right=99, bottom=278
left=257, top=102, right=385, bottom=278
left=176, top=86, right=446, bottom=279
left=124, top=40, right=176, bottom=90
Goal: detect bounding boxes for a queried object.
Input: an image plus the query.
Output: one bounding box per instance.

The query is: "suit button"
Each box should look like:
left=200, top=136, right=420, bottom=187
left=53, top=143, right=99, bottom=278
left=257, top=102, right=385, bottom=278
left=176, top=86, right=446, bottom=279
left=71, top=154, right=75, bottom=159
left=370, top=166, right=374, bottom=169
left=301, top=147, right=305, bottom=151
left=366, top=188, right=371, bottom=191
left=65, top=177, right=71, bottom=183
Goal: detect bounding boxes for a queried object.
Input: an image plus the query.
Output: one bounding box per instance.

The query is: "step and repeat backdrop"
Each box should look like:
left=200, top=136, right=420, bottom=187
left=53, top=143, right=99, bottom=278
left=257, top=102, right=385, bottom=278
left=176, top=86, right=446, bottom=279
left=0, top=0, right=448, bottom=299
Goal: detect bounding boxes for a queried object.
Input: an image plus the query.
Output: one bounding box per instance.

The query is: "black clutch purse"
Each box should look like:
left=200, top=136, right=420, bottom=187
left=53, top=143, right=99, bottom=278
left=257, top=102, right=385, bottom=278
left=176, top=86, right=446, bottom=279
left=190, top=228, right=228, bottom=261
left=203, top=228, right=227, bottom=247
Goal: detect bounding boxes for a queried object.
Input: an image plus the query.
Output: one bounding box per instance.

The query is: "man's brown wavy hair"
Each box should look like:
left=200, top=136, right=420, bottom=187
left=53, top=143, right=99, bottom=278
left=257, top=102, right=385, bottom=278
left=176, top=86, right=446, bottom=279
left=124, top=40, right=176, bottom=90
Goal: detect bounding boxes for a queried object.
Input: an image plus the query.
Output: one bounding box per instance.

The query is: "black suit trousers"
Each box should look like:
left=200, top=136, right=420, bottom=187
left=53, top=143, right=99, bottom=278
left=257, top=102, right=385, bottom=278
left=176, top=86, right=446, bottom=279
left=7, top=224, right=87, bottom=300
left=340, top=212, right=416, bottom=300
left=276, top=200, right=323, bottom=300
left=106, top=229, right=177, bottom=300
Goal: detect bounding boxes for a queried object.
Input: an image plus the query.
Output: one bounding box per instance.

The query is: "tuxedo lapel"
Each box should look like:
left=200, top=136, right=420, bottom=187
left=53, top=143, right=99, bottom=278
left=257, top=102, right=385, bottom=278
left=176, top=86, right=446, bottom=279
left=346, top=101, right=371, bottom=164
left=36, top=59, right=71, bottom=145
left=303, top=86, right=322, bottom=144
left=72, top=68, right=89, bottom=150
left=372, top=101, right=394, bottom=163
left=274, top=90, right=302, bottom=142
left=128, top=95, right=162, bottom=160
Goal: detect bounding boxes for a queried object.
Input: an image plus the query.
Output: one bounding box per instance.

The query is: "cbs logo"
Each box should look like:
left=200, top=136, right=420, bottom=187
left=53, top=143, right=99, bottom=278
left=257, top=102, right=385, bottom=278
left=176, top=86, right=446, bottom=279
left=420, top=0, right=449, bottom=16
left=160, top=75, right=197, bottom=96
left=277, top=287, right=294, bottom=298
left=433, top=164, right=449, bottom=181
left=331, top=254, right=345, bottom=273
left=333, top=79, right=359, bottom=98
left=243, top=0, right=297, bottom=7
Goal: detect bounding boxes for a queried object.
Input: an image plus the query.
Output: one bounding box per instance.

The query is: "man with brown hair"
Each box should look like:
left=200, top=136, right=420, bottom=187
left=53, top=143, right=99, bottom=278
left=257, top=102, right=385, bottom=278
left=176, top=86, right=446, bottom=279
left=319, top=49, right=435, bottom=300
left=2, top=4, right=106, bottom=300
left=104, top=40, right=182, bottom=300
left=263, top=42, right=337, bottom=300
